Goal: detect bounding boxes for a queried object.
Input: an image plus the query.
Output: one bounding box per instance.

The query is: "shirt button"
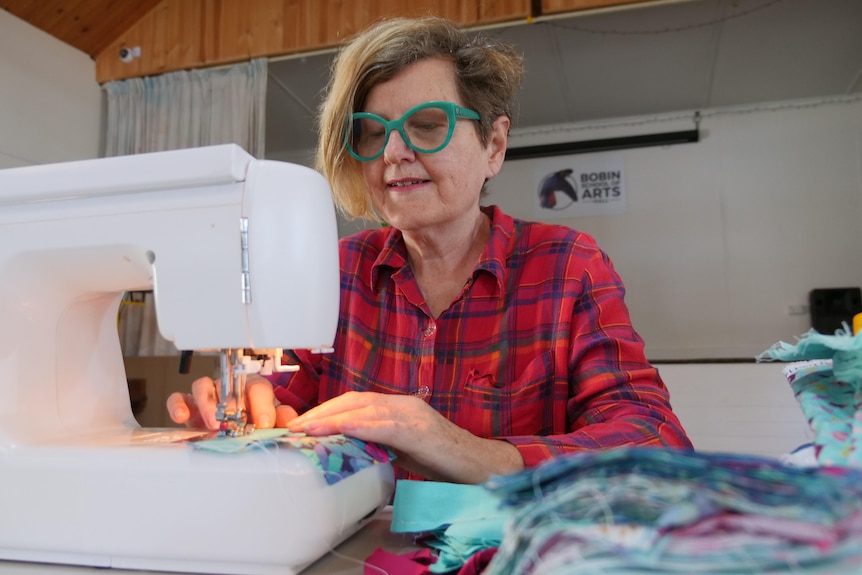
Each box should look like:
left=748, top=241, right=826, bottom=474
left=423, top=322, right=437, bottom=337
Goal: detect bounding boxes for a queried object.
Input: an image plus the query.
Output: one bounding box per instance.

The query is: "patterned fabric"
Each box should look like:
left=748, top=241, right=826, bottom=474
left=481, top=447, right=862, bottom=575
left=267, top=205, right=691, bottom=480
left=758, top=327, right=862, bottom=467
left=188, top=429, right=394, bottom=485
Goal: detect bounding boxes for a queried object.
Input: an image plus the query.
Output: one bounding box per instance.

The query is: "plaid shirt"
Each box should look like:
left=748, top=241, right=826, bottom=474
left=270, top=205, right=691, bottom=477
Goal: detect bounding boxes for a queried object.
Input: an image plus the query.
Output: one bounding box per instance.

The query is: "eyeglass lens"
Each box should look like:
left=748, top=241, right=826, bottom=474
left=352, top=106, right=452, bottom=159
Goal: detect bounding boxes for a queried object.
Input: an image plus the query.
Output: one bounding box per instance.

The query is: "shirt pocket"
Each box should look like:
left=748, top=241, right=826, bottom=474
left=457, top=351, right=555, bottom=437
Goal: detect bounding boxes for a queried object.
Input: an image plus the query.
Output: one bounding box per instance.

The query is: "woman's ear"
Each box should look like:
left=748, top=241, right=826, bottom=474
left=485, top=115, right=511, bottom=179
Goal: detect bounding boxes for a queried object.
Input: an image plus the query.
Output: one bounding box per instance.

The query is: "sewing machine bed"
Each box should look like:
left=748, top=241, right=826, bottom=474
left=0, top=428, right=394, bottom=575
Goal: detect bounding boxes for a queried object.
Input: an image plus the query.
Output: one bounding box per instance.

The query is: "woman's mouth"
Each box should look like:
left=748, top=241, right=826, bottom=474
left=387, top=178, right=427, bottom=189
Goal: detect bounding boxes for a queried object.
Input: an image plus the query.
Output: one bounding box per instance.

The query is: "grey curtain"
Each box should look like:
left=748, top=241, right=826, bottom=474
left=104, top=58, right=268, bottom=356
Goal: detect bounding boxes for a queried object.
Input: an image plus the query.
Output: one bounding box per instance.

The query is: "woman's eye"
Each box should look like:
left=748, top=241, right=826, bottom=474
left=408, top=118, right=445, bottom=132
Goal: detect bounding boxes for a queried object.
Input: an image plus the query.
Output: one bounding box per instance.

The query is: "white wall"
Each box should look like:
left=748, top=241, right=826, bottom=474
left=0, top=9, right=102, bottom=168
left=659, top=362, right=811, bottom=457
left=496, top=96, right=862, bottom=361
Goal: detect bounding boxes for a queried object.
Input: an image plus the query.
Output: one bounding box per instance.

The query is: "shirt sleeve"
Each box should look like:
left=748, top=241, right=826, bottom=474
left=503, top=248, right=693, bottom=468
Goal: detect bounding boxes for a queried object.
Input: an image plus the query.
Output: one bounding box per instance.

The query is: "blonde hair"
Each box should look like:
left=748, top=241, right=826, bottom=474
left=315, top=16, right=525, bottom=221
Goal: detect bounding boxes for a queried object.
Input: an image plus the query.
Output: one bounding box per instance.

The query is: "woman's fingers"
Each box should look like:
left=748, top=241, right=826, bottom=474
left=166, top=387, right=211, bottom=429
left=275, top=404, right=299, bottom=427
left=287, top=392, right=429, bottom=443
left=246, top=377, right=277, bottom=428
left=166, top=375, right=292, bottom=431
left=166, top=391, right=192, bottom=424
left=287, top=390, right=370, bottom=429
left=190, top=376, right=220, bottom=430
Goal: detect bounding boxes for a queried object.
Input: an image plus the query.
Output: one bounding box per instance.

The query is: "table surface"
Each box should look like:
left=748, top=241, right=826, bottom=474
left=0, top=509, right=411, bottom=575
left=303, top=508, right=415, bottom=574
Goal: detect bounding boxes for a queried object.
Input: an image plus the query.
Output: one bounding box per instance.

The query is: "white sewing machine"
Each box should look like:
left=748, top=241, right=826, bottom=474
left=0, top=145, right=394, bottom=575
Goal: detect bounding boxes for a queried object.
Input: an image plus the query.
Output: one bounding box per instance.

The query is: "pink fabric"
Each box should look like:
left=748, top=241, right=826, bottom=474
left=457, top=548, right=498, bottom=574
left=363, top=546, right=499, bottom=575
left=364, top=547, right=434, bottom=575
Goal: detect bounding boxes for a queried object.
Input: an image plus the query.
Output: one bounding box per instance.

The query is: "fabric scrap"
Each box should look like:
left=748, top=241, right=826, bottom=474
left=364, top=547, right=434, bottom=575
left=188, top=429, right=394, bottom=485
left=456, top=548, right=499, bottom=575
left=391, top=480, right=511, bottom=573
left=758, top=326, right=862, bottom=467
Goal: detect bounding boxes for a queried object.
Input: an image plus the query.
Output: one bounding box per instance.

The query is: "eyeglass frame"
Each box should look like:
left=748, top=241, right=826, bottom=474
left=344, top=100, right=481, bottom=162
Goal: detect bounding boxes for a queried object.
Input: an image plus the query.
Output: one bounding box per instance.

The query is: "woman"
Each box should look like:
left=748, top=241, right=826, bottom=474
left=168, top=16, right=691, bottom=483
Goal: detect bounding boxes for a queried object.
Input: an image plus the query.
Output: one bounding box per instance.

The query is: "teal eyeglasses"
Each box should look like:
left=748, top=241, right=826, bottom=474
left=345, top=101, right=481, bottom=161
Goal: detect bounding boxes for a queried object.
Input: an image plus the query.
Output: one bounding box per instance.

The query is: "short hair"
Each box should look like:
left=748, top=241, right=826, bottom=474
left=315, top=16, right=525, bottom=221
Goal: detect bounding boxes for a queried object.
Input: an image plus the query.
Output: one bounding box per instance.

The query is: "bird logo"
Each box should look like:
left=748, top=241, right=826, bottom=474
left=538, top=169, right=577, bottom=209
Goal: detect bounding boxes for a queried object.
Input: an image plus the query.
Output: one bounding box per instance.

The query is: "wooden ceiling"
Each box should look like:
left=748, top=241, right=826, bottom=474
left=1, top=0, right=163, bottom=58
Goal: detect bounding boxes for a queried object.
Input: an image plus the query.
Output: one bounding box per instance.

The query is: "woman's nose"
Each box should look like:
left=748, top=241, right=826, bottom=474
left=382, top=129, right=415, bottom=164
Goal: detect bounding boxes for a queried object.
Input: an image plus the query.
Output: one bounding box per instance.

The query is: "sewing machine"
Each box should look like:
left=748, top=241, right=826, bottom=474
left=0, top=145, right=395, bottom=574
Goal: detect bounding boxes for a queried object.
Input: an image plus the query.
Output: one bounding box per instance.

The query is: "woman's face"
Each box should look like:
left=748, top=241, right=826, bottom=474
left=358, top=57, right=508, bottom=236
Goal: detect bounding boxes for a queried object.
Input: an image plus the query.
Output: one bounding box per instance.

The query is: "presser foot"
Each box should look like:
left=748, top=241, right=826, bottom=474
left=217, top=421, right=256, bottom=438
left=215, top=405, right=255, bottom=437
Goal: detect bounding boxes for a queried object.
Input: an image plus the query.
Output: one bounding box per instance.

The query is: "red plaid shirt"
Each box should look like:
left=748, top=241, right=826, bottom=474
left=270, top=205, right=691, bottom=477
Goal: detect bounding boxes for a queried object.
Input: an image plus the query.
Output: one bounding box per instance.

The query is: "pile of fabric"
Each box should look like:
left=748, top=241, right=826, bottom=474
left=480, top=447, right=862, bottom=574
left=472, top=326, right=862, bottom=574
left=380, top=447, right=862, bottom=574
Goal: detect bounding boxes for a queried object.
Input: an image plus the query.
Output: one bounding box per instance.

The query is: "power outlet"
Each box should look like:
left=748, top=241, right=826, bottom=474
left=787, top=304, right=809, bottom=316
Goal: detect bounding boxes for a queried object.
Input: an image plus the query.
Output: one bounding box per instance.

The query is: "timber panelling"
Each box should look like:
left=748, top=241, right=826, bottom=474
left=93, top=0, right=651, bottom=83
left=541, top=0, right=657, bottom=14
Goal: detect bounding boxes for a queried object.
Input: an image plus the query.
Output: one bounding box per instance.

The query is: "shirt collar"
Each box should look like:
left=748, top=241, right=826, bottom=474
left=476, top=205, right=512, bottom=293
left=369, top=205, right=513, bottom=293
left=369, top=226, right=409, bottom=290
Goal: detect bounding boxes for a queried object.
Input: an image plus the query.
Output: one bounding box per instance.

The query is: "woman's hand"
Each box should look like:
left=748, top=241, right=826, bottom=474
left=166, top=375, right=298, bottom=430
left=286, top=391, right=524, bottom=483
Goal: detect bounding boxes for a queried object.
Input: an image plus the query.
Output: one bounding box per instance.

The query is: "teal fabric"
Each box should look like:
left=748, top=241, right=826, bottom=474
left=758, top=326, right=862, bottom=467
left=187, top=428, right=293, bottom=452
left=391, top=480, right=511, bottom=573
left=757, top=324, right=862, bottom=384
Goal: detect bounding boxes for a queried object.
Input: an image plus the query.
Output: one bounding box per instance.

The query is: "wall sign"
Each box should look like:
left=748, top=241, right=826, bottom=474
left=533, top=152, right=626, bottom=219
